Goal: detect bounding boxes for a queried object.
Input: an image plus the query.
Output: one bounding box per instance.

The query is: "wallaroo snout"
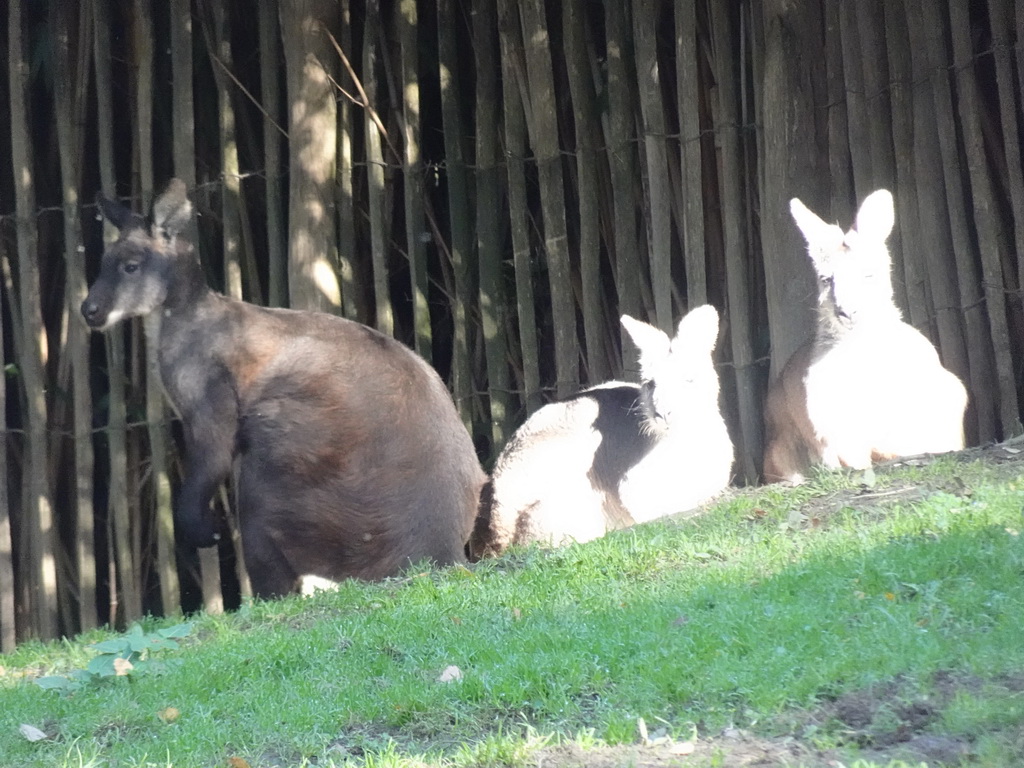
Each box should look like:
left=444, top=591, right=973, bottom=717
left=83, top=179, right=486, bottom=598
left=762, top=189, right=968, bottom=483
left=469, top=305, right=734, bottom=558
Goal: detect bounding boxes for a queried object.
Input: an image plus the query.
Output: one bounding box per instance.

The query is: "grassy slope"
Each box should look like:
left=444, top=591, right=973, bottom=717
left=1, top=455, right=1022, bottom=768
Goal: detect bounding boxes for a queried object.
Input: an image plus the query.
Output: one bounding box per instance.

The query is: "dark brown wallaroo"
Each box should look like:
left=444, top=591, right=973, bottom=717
left=82, top=179, right=486, bottom=598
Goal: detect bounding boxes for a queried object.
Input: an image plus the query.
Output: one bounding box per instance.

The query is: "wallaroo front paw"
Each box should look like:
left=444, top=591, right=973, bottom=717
left=177, top=512, right=223, bottom=549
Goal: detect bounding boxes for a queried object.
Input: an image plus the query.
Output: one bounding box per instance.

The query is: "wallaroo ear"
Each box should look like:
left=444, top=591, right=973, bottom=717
left=853, top=188, right=894, bottom=242
left=789, top=197, right=834, bottom=245
left=151, top=178, right=193, bottom=241
left=621, top=315, right=670, bottom=375
left=96, top=193, right=144, bottom=232
left=673, top=304, right=720, bottom=354
left=790, top=196, right=844, bottom=275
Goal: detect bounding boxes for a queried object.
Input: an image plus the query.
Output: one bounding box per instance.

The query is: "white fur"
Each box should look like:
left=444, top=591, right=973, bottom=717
left=478, top=305, right=734, bottom=553
left=793, top=190, right=966, bottom=472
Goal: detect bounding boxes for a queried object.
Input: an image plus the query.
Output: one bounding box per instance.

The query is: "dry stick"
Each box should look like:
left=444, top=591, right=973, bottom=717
left=915, top=0, right=995, bottom=444
left=519, top=0, right=578, bottom=397
left=475, top=0, right=512, bottom=448
left=439, top=0, right=478, bottom=427
left=711, top=0, right=760, bottom=485
left=498, top=0, right=542, bottom=416
left=53, top=0, right=98, bottom=633
left=883, top=0, right=930, bottom=333
left=632, top=0, right=673, bottom=335
left=564, top=0, right=607, bottom=384
left=987, top=0, right=1024, bottom=307
left=93, top=0, right=128, bottom=628
left=9, top=0, right=59, bottom=640
left=605, top=0, right=640, bottom=373
left=676, top=0, right=706, bottom=308
left=947, top=0, right=1022, bottom=437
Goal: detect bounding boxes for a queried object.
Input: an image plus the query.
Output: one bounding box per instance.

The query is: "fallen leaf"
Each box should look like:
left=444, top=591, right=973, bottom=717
left=19, top=724, right=47, bottom=742
left=671, top=740, right=696, bottom=755
left=449, top=616, right=462, bottom=625
left=157, top=707, right=180, bottom=724
left=636, top=716, right=649, bottom=744
left=511, top=607, right=522, bottom=621
left=437, top=665, right=462, bottom=683
left=226, top=758, right=251, bottom=768
left=884, top=592, right=896, bottom=601
left=113, top=657, right=134, bottom=676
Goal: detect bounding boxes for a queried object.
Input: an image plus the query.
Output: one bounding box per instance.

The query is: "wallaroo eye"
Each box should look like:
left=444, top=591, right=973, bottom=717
left=122, top=261, right=140, bottom=274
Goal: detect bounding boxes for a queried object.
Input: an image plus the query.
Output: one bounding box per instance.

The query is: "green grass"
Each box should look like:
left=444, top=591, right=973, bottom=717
left=2, top=456, right=1023, bottom=767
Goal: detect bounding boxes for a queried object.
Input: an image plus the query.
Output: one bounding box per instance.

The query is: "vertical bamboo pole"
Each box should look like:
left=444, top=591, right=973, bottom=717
left=711, top=0, right=758, bottom=484
left=987, top=0, right=1024, bottom=306
left=947, top=0, right=1021, bottom=437
left=260, top=3, right=288, bottom=308
left=53, top=0, right=98, bottom=632
left=604, top=0, right=641, bottom=372
left=564, top=0, right=607, bottom=383
left=335, top=1, right=359, bottom=320
left=823, top=0, right=852, bottom=218
left=132, top=0, right=156, bottom=625
left=93, top=0, right=128, bottom=627
left=676, top=0, right=706, bottom=308
left=439, top=0, right=478, bottom=425
left=204, top=0, right=243, bottom=302
left=8, top=0, right=59, bottom=640
left=362, top=0, right=392, bottom=335
left=519, top=0, right=578, bottom=396
left=281, top=1, right=341, bottom=314
left=883, top=0, right=930, bottom=333
left=475, top=0, right=511, bottom=447
left=0, top=240, right=13, bottom=649
left=916, top=0, right=996, bottom=443
left=632, top=0, right=674, bottom=334
left=399, top=0, right=431, bottom=361
left=498, top=0, right=542, bottom=416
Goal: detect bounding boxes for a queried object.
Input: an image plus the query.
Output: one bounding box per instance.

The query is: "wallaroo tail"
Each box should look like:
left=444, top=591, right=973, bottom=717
left=82, top=179, right=486, bottom=598
left=762, top=189, right=968, bottom=483
left=470, top=305, right=734, bottom=558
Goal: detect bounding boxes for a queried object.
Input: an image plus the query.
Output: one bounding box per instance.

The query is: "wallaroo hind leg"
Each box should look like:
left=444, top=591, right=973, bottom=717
left=240, top=521, right=301, bottom=599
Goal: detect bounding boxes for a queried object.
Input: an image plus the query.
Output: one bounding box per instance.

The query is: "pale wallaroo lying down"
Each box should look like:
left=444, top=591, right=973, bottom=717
left=81, top=179, right=486, bottom=598
left=762, top=189, right=968, bottom=483
left=469, top=305, right=734, bottom=557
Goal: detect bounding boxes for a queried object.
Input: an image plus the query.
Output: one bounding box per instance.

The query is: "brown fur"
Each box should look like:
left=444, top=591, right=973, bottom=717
left=83, top=180, right=485, bottom=598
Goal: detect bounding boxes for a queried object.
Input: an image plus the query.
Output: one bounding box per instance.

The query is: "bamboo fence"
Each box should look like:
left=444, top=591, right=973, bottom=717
left=0, top=0, right=1021, bottom=646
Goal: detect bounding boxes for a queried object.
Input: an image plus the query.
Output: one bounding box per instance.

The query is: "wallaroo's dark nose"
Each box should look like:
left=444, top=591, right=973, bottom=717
left=81, top=299, right=101, bottom=326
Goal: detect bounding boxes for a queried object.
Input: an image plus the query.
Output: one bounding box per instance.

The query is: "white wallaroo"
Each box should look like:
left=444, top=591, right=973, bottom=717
left=470, top=305, right=734, bottom=557
left=763, top=189, right=968, bottom=483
